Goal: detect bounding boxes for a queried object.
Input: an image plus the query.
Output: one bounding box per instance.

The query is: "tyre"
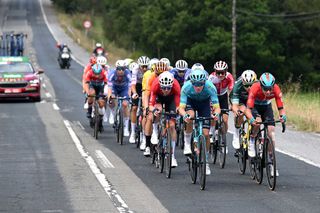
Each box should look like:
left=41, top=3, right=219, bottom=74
left=189, top=132, right=197, bottom=184
left=199, top=135, right=206, bottom=190
left=218, top=126, right=227, bottom=168
left=94, top=104, right=99, bottom=140
left=238, top=129, right=247, bottom=174
left=119, top=110, right=124, bottom=145
left=254, top=136, right=264, bottom=184
left=135, top=114, right=142, bottom=148
left=179, top=122, right=184, bottom=150
left=165, top=130, right=172, bottom=179
left=265, top=138, right=276, bottom=191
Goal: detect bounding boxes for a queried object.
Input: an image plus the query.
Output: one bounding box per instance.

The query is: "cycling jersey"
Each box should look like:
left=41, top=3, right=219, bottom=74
left=230, top=77, right=251, bottom=105
left=149, top=78, right=180, bottom=108
left=208, top=71, right=234, bottom=95
left=131, top=64, right=144, bottom=85
left=170, top=68, right=192, bottom=87
left=142, top=70, right=153, bottom=91
left=180, top=80, right=219, bottom=108
left=85, top=68, right=107, bottom=86
left=247, top=82, right=284, bottom=109
left=145, top=72, right=159, bottom=92
left=107, top=68, right=131, bottom=90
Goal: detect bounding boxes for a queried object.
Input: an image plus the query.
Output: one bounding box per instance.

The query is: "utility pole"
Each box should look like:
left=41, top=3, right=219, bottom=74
left=232, top=0, right=237, bottom=78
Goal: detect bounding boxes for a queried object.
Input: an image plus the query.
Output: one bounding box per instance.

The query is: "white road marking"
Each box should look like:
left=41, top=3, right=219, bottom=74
left=276, top=148, right=320, bottom=169
left=76, top=121, right=85, bottom=130
left=45, top=92, right=52, bottom=98
left=95, top=150, right=115, bottom=168
left=52, top=103, right=60, bottom=110
left=40, top=100, right=47, bottom=103
left=63, top=120, right=132, bottom=212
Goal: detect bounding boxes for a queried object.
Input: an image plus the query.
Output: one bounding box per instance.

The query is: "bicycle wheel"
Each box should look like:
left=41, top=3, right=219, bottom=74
left=119, top=110, right=124, bottom=145
left=179, top=123, right=184, bottom=150
left=135, top=114, right=142, bottom=148
left=238, top=129, right=247, bottom=174
left=210, top=134, right=218, bottom=164
left=189, top=132, right=197, bottom=184
left=150, top=144, right=156, bottom=164
left=116, top=109, right=120, bottom=143
left=218, top=126, right=227, bottom=169
left=265, top=138, right=276, bottom=190
left=199, top=135, right=206, bottom=190
left=254, top=136, right=264, bottom=184
left=94, top=103, right=99, bottom=140
left=249, top=157, right=256, bottom=180
left=159, top=135, right=165, bottom=173
left=165, top=130, right=172, bottom=178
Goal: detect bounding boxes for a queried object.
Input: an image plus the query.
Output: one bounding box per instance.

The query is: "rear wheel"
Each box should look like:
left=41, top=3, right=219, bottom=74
left=265, top=138, right=276, bottom=191
left=94, top=103, right=99, bottom=139
left=199, top=135, right=206, bottom=190
left=165, top=130, right=172, bottom=178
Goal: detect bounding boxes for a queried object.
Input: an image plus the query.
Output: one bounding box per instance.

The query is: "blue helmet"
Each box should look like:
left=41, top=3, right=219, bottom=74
left=260, top=72, right=275, bottom=88
left=189, top=69, right=206, bottom=83
left=92, top=64, right=103, bottom=74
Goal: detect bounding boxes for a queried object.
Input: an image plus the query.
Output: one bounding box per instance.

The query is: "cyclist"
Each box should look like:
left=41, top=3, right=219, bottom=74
left=160, top=57, right=173, bottom=70
left=149, top=72, right=181, bottom=167
left=143, top=61, right=168, bottom=156
left=107, top=60, right=132, bottom=136
left=244, top=73, right=286, bottom=174
left=179, top=69, right=221, bottom=175
left=84, top=64, right=108, bottom=130
left=129, top=56, right=150, bottom=143
left=208, top=60, right=234, bottom=149
left=170, top=59, right=191, bottom=87
left=139, top=58, right=159, bottom=150
left=96, top=56, right=109, bottom=122
left=230, top=70, right=257, bottom=150
left=92, top=42, right=107, bottom=57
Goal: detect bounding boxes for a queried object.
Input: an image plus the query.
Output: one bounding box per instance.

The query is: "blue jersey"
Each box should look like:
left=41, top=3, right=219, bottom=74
left=170, top=68, right=192, bottom=86
left=107, top=69, right=131, bottom=90
left=180, top=80, right=219, bottom=107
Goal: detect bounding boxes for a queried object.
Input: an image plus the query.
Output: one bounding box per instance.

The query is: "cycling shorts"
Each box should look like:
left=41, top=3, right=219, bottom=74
left=252, top=103, right=275, bottom=126
left=218, top=93, right=229, bottom=114
left=132, top=83, right=142, bottom=106
left=113, top=86, right=129, bottom=99
left=186, top=98, right=211, bottom=129
left=155, top=95, right=176, bottom=118
left=89, top=83, right=104, bottom=98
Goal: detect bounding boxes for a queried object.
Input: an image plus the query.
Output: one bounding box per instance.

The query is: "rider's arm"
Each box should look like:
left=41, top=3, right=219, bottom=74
left=227, top=72, right=235, bottom=92
left=172, top=80, right=181, bottom=109
left=244, top=84, right=257, bottom=122
left=179, top=84, right=188, bottom=117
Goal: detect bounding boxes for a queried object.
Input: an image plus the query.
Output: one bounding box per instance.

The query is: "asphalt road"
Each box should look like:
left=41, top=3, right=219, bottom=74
left=0, top=0, right=319, bottom=212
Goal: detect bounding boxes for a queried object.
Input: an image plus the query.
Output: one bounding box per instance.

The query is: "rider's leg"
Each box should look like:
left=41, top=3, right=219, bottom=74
left=87, top=88, right=96, bottom=118
left=233, top=105, right=246, bottom=149
left=122, top=100, right=130, bottom=136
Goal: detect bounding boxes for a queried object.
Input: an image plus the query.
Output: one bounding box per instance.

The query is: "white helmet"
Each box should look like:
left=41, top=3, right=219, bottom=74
left=96, top=56, right=107, bottom=66
left=214, top=60, right=228, bottom=71
left=148, top=58, right=159, bottom=69
left=115, top=59, right=126, bottom=68
left=159, top=71, right=174, bottom=87
left=96, top=43, right=102, bottom=48
left=241, top=70, right=257, bottom=85
left=191, top=63, right=204, bottom=71
left=137, top=56, right=150, bottom=66
left=175, top=60, right=188, bottom=70
left=160, top=58, right=171, bottom=67
left=129, top=62, right=138, bottom=71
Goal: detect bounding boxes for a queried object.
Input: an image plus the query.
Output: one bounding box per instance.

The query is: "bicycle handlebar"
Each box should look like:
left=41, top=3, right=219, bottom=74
left=190, top=116, right=215, bottom=121
left=256, top=120, right=286, bottom=133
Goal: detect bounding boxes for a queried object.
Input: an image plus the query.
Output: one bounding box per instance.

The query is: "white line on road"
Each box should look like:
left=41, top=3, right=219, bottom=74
left=76, top=121, right=85, bottom=130
left=45, top=92, right=52, bottom=98
left=95, top=150, right=115, bottom=168
left=63, top=120, right=132, bottom=213
left=52, top=103, right=60, bottom=110
left=276, top=148, right=320, bottom=169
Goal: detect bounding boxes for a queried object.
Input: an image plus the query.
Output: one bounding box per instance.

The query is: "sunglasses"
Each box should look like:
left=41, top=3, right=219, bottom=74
left=141, top=65, right=148, bottom=69
left=262, top=86, right=273, bottom=92
left=192, top=81, right=205, bottom=87
left=161, top=86, right=172, bottom=91
left=177, top=69, right=186, bottom=73
left=243, top=84, right=252, bottom=89
left=216, top=71, right=226, bottom=76
left=116, top=67, right=126, bottom=71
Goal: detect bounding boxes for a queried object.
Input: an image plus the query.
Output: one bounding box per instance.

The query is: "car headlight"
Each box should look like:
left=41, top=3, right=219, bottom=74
left=29, top=79, right=40, bottom=86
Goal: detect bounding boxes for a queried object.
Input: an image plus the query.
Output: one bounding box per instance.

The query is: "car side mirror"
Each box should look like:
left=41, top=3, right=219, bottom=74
left=37, top=68, right=44, bottom=74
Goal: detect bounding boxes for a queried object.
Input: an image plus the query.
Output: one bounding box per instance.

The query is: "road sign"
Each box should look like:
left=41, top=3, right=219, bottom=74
left=83, top=20, right=92, bottom=29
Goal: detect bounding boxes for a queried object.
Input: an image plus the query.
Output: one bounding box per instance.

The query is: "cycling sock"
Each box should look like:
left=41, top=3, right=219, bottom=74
left=184, top=132, right=191, bottom=146
left=131, top=123, right=136, bottom=133
left=152, top=123, right=159, bottom=134
left=98, top=107, right=105, bottom=116
left=234, top=128, right=239, bottom=140
left=146, top=136, right=151, bottom=148
left=124, top=117, right=129, bottom=129
left=250, top=137, right=255, bottom=145
left=171, top=141, right=176, bottom=157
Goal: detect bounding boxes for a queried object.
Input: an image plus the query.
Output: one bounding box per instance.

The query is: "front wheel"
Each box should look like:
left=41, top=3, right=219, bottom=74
left=254, top=137, right=264, bottom=184
left=218, top=130, right=227, bottom=169
left=189, top=132, right=197, bottom=184
left=265, top=138, right=276, bottom=191
left=165, top=130, right=172, bottom=178
left=93, top=103, right=99, bottom=139
left=237, top=131, right=247, bottom=174
left=199, top=135, right=206, bottom=190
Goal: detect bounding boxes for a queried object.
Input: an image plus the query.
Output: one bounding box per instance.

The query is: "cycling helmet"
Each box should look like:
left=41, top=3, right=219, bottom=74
left=137, top=56, right=150, bottom=66
left=89, top=56, right=97, bottom=65
left=260, top=72, right=275, bottom=88
left=96, top=43, right=102, bottom=48
left=175, top=60, right=188, bottom=71
left=189, top=69, right=206, bottom=83
left=159, top=72, right=174, bottom=87
left=124, top=58, right=134, bottom=67
left=191, top=63, right=204, bottom=71
left=241, top=70, right=257, bottom=85
left=92, top=64, right=103, bottom=75
left=214, top=60, right=228, bottom=71
left=154, top=61, right=168, bottom=74
left=160, top=58, right=171, bottom=67
left=129, top=62, right=138, bottom=71
left=116, top=59, right=127, bottom=68
left=96, top=56, right=107, bottom=66
left=149, top=58, right=159, bottom=70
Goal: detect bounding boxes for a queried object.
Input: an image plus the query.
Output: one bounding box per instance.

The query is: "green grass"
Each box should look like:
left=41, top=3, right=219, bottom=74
left=56, top=11, right=131, bottom=66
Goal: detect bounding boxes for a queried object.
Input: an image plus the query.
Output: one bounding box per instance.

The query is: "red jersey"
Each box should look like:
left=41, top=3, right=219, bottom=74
left=85, top=69, right=107, bottom=84
left=149, top=78, right=181, bottom=108
left=208, top=71, right=234, bottom=95
left=247, top=82, right=284, bottom=109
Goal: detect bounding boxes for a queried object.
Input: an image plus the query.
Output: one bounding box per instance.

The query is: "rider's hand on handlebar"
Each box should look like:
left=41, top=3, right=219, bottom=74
left=212, top=112, right=219, bottom=121
left=183, top=113, right=191, bottom=123
left=153, top=108, right=160, bottom=117
left=280, top=114, right=287, bottom=123
left=132, top=93, right=139, bottom=99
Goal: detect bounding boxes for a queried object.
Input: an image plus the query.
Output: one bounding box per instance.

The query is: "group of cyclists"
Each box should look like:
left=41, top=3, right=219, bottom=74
left=81, top=44, right=287, bottom=177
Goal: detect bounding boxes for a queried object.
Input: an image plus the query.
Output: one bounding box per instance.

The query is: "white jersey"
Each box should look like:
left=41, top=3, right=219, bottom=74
left=131, top=64, right=144, bottom=85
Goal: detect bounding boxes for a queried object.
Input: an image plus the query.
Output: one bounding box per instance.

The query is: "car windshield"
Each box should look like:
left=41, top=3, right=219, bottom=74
left=0, top=62, right=34, bottom=73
